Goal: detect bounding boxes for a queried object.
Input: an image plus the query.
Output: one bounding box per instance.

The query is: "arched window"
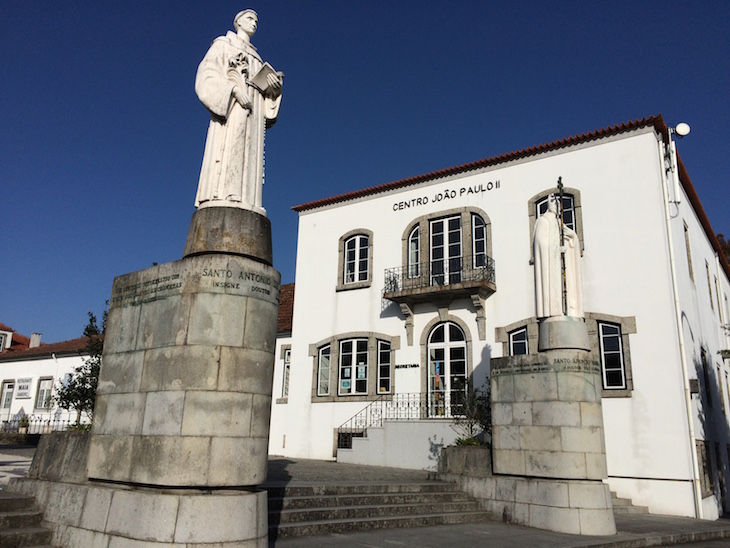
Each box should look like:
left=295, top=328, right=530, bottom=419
left=427, top=322, right=467, bottom=417
left=408, top=225, right=420, bottom=278
left=536, top=194, right=576, bottom=230
left=337, top=229, right=373, bottom=291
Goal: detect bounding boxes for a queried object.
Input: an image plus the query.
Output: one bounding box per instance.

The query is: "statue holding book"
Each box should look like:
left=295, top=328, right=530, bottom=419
left=194, top=9, right=283, bottom=214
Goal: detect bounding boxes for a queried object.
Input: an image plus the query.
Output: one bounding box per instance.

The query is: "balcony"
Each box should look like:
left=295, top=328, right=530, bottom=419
left=383, top=256, right=496, bottom=307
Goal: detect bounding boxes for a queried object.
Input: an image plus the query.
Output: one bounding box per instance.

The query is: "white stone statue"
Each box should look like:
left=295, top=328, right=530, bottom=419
left=533, top=195, right=583, bottom=318
left=194, top=9, right=283, bottom=214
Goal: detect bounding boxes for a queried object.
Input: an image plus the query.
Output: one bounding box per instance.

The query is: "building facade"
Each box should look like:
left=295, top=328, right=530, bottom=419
left=268, top=116, right=730, bottom=520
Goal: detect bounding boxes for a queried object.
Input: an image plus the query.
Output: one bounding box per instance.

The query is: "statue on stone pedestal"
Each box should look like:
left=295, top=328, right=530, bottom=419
left=194, top=9, right=283, bottom=214
left=533, top=194, right=583, bottom=318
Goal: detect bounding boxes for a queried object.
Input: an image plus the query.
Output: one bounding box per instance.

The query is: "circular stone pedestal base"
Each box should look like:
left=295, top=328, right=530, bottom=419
left=183, top=207, right=273, bottom=265
left=538, top=316, right=590, bottom=351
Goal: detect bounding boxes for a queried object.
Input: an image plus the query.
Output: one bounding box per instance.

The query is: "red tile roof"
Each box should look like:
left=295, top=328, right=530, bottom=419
left=292, top=116, right=670, bottom=212
left=291, top=114, right=729, bottom=280
left=0, top=335, right=89, bottom=361
left=0, top=322, right=31, bottom=352
left=278, top=283, right=295, bottom=334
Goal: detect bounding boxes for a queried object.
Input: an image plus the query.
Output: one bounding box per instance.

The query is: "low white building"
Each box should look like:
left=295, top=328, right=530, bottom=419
left=268, top=115, right=730, bottom=520
left=0, top=326, right=87, bottom=430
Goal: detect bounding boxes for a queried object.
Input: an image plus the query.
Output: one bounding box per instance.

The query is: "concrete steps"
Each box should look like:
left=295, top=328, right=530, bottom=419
left=611, top=491, right=649, bottom=514
left=267, top=481, right=491, bottom=539
left=0, top=491, right=54, bottom=547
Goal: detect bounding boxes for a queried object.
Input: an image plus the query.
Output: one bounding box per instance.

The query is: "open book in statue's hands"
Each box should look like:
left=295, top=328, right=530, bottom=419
left=249, top=62, right=283, bottom=94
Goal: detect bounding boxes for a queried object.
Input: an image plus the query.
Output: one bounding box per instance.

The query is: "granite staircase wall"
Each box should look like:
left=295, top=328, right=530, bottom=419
left=0, top=491, right=54, bottom=547
left=267, top=480, right=491, bottom=539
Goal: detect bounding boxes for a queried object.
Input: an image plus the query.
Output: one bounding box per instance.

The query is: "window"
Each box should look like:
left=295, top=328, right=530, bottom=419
left=339, top=339, right=368, bottom=395
left=707, top=261, right=714, bottom=311
left=509, top=327, right=528, bottom=355
left=1, top=381, right=13, bottom=420
left=472, top=214, right=487, bottom=268
left=337, top=230, right=373, bottom=291
left=427, top=322, right=467, bottom=417
left=696, top=440, right=715, bottom=497
left=528, top=188, right=584, bottom=256
left=536, top=193, right=575, bottom=230
left=378, top=341, right=392, bottom=393
left=345, top=235, right=369, bottom=284
left=598, top=322, right=626, bottom=389
left=0, top=334, right=6, bottom=352
left=718, top=364, right=726, bottom=417
left=715, top=276, right=721, bottom=321
left=317, top=345, right=331, bottom=396
left=399, top=208, right=491, bottom=289
left=35, top=378, right=53, bottom=409
left=701, top=348, right=712, bottom=408
left=430, top=216, right=463, bottom=285
left=684, top=222, right=694, bottom=281
left=408, top=225, right=420, bottom=278
left=281, top=348, right=291, bottom=399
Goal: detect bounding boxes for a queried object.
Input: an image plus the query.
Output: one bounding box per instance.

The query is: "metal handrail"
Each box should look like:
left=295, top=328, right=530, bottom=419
left=384, top=256, right=495, bottom=294
left=336, top=392, right=466, bottom=449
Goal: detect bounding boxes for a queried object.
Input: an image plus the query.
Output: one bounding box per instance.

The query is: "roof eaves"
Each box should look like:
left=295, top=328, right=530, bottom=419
left=292, top=115, right=668, bottom=212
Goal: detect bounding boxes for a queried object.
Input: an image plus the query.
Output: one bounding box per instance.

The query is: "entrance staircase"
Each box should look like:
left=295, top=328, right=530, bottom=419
left=611, top=491, right=649, bottom=514
left=0, top=491, right=54, bottom=547
left=267, top=480, right=491, bottom=539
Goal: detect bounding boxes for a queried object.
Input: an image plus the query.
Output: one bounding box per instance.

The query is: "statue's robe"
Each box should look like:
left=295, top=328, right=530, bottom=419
left=533, top=210, right=583, bottom=318
left=194, top=31, right=281, bottom=212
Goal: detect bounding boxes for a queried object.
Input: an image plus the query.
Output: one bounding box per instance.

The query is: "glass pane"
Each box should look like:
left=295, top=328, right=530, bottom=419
left=449, top=324, right=464, bottom=341
left=430, top=325, right=445, bottom=344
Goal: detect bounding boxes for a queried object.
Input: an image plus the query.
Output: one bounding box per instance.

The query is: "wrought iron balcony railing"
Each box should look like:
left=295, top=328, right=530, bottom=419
left=382, top=256, right=496, bottom=303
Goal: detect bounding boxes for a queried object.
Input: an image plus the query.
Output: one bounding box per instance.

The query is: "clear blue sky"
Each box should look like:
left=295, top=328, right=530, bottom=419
left=1, top=1, right=728, bottom=343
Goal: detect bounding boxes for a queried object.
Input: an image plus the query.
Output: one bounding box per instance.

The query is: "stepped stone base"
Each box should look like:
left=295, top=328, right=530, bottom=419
left=438, top=472, right=616, bottom=536
left=10, top=477, right=268, bottom=547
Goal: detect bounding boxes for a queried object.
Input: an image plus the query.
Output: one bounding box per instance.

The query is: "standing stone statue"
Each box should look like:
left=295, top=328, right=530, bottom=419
left=195, top=9, right=283, bottom=213
left=533, top=194, right=583, bottom=318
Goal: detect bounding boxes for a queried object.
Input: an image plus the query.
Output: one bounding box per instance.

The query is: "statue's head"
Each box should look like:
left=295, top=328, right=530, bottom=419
left=234, top=9, right=258, bottom=37
left=547, top=194, right=558, bottom=214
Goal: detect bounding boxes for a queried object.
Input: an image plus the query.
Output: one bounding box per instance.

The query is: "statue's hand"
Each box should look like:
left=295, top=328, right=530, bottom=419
left=266, top=72, right=283, bottom=94
left=232, top=86, right=252, bottom=110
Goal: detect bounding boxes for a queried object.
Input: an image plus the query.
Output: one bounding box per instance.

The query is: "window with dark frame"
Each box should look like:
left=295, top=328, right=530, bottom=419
left=317, top=345, right=331, bottom=396
left=339, top=339, right=368, bottom=395
left=537, top=194, right=575, bottom=230
left=378, top=340, right=392, bottom=394
left=598, top=322, right=626, bottom=389
left=509, top=327, right=528, bottom=356
left=344, top=235, right=369, bottom=284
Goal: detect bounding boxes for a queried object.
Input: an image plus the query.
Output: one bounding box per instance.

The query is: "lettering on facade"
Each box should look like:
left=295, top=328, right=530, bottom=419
left=492, top=357, right=600, bottom=376
left=112, top=274, right=182, bottom=309
left=392, top=181, right=501, bottom=212
left=395, top=363, right=419, bottom=370
left=16, top=378, right=32, bottom=399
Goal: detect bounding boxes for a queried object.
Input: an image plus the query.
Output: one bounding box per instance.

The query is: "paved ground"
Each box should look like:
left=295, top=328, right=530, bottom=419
left=2, top=447, right=730, bottom=547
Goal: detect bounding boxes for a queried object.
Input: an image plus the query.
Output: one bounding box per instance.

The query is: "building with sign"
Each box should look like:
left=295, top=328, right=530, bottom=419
left=268, top=116, right=730, bottom=520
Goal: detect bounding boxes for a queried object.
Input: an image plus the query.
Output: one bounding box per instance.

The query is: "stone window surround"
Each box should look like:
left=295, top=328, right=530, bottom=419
left=309, top=332, right=400, bottom=403
left=398, top=208, right=492, bottom=344
left=34, top=376, right=54, bottom=410
left=495, top=312, right=636, bottom=397
left=400, top=207, right=493, bottom=276
left=419, top=312, right=474, bottom=398
left=275, top=344, right=291, bottom=405
left=527, top=187, right=584, bottom=258
left=336, top=229, right=374, bottom=292
left=696, top=439, right=715, bottom=497
left=683, top=221, right=694, bottom=282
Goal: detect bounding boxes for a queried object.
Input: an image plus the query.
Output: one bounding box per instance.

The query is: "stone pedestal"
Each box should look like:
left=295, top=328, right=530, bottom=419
left=490, top=318, right=616, bottom=535
left=81, top=207, right=280, bottom=547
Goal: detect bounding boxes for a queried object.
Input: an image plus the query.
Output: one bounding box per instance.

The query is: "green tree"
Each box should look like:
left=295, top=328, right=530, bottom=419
left=451, top=380, right=492, bottom=445
left=54, top=309, right=106, bottom=424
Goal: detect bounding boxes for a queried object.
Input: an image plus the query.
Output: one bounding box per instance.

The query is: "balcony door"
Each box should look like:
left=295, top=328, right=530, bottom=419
left=430, top=216, right=462, bottom=285
left=428, top=322, right=467, bottom=417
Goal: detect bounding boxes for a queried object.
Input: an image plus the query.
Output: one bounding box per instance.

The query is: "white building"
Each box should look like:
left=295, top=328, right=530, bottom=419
left=0, top=325, right=87, bottom=429
left=268, top=115, right=730, bottom=520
